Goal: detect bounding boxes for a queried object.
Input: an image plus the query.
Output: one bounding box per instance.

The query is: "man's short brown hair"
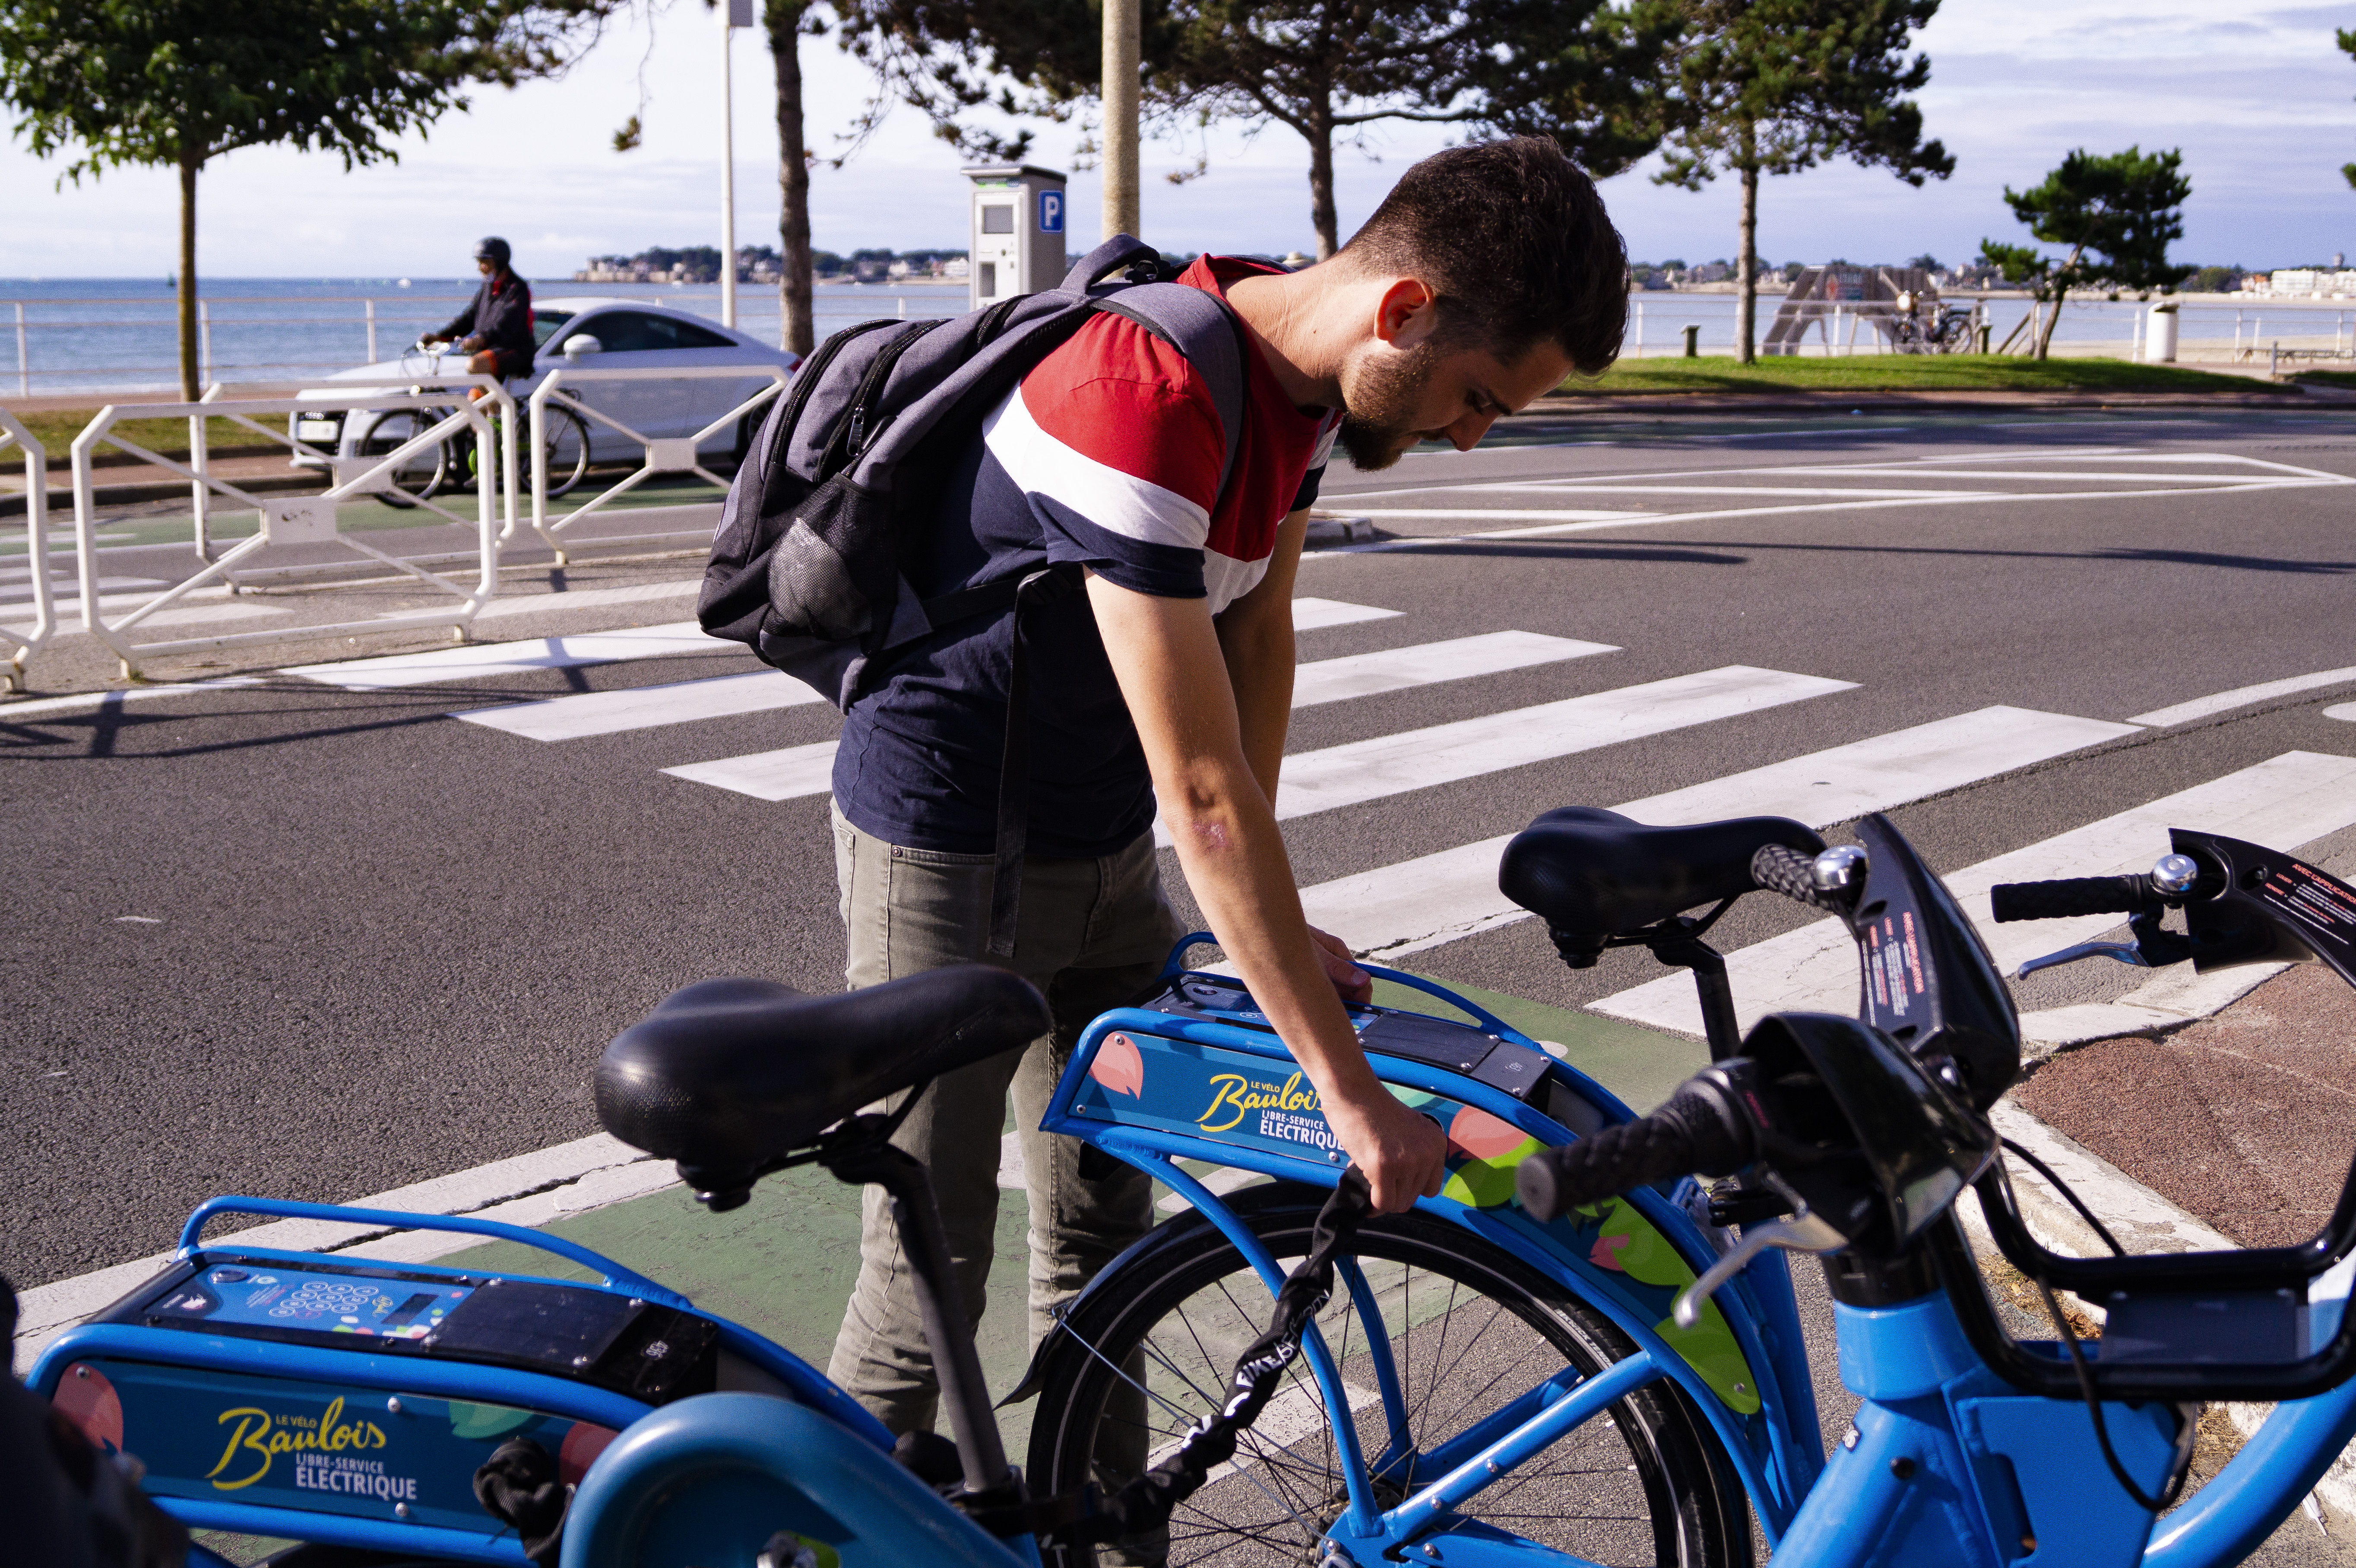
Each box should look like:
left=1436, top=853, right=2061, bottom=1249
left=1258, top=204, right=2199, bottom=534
left=1339, top=137, right=1628, bottom=376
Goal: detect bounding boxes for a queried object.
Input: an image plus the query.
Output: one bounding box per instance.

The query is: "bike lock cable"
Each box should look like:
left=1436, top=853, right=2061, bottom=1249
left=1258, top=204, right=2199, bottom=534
left=1068, top=1169, right=1375, bottom=1547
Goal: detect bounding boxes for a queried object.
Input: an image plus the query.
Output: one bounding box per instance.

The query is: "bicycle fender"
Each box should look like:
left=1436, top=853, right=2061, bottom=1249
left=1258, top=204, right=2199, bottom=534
left=563, top=1392, right=1031, bottom=1568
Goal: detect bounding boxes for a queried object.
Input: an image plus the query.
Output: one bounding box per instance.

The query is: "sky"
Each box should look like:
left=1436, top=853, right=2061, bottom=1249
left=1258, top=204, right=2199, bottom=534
left=0, top=1, right=2350, bottom=280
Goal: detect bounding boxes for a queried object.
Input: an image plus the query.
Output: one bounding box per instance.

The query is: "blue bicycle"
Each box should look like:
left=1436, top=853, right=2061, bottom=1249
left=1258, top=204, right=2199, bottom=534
left=26, top=806, right=2356, bottom=1568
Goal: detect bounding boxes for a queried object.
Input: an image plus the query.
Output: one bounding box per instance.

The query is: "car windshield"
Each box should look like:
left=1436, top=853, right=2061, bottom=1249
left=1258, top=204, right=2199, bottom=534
left=530, top=310, right=576, bottom=349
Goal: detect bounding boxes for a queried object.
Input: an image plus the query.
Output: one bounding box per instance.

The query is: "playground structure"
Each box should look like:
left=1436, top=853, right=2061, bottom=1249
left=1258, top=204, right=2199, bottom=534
left=1761, top=265, right=1982, bottom=356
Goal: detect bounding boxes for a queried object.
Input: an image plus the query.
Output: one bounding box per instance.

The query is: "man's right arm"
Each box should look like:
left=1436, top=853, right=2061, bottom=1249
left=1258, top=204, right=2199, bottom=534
left=1087, top=573, right=1447, bottom=1213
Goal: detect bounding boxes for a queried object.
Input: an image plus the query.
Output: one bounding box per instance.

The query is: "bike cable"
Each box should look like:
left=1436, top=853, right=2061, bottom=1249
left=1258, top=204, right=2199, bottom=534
left=1995, top=1137, right=2197, bottom=1509
left=1996, top=1138, right=2126, bottom=1258
left=2030, top=1272, right=2201, bottom=1513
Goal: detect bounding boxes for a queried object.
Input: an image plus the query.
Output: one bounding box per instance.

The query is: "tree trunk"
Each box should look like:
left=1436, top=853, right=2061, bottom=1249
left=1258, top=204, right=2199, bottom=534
left=1307, top=104, right=1339, bottom=260
left=767, top=1, right=814, bottom=356
left=177, top=150, right=200, bottom=401
left=1101, top=0, right=1141, bottom=242
left=1736, top=150, right=1759, bottom=365
left=2034, top=245, right=2083, bottom=361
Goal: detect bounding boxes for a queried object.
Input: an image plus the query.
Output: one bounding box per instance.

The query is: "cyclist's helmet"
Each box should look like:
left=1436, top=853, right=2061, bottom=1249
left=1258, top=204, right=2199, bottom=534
left=474, top=237, right=512, bottom=269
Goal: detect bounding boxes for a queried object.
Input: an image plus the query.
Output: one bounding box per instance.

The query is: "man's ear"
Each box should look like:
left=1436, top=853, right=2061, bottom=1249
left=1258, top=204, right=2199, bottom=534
left=1372, top=278, right=1441, bottom=348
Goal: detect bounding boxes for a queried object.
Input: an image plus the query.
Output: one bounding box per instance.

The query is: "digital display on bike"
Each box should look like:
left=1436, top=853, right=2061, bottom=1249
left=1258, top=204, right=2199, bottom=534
left=144, top=1262, right=474, bottom=1343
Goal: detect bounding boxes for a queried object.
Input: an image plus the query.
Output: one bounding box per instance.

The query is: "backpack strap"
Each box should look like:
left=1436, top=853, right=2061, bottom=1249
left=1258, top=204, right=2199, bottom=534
left=1061, top=234, right=1165, bottom=293
left=1086, top=282, right=1249, bottom=502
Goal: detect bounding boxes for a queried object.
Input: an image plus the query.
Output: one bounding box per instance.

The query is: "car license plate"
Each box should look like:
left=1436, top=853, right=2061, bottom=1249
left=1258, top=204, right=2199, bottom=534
left=295, top=419, right=339, bottom=440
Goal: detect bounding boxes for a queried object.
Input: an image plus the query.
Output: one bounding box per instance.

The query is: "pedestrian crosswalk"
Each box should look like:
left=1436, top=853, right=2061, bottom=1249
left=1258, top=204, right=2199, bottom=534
left=381, top=589, right=2356, bottom=1053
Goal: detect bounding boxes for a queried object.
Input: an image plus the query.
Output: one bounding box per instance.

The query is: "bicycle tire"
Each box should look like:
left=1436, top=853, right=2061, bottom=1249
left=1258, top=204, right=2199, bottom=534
left=354, top=409, right=450, bottom=509
left=1027, top=1190, right=1750, bottom=1568
left=539, top=401, right=592, bottom=499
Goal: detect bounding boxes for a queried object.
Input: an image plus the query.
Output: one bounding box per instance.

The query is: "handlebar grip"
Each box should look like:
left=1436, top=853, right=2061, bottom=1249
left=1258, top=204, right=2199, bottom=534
left=1515, top=1077, right=1756, bottom=1222
left=1750, top=843, right=1848, bottom=913
left=1989, top=875, right=2157, bottom=923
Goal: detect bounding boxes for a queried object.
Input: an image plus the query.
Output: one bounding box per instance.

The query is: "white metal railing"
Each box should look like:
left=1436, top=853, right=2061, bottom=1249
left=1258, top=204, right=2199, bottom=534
left=68, top=382, right=516, bottom=678
left=1, top=409, right=52, bottom=691
left=527, top=363, right=789, bottom=563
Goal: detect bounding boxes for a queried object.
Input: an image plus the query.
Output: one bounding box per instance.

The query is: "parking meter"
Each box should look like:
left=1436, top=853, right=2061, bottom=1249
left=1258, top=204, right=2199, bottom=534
left=963, top=164, right=1070, bottom=310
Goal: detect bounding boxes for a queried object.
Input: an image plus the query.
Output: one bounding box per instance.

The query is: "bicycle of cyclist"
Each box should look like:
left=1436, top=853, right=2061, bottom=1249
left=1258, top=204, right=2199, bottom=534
left=365, top=237, right=590, bottom=509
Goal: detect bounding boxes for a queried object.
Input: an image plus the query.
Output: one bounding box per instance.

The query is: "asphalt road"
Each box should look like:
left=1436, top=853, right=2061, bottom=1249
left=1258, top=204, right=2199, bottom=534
left=8, top=403, right=2356, bottom=1296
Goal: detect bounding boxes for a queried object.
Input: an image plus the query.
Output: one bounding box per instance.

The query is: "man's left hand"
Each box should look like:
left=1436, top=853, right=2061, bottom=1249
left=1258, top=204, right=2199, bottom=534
left=1308, top=926, right=1372, bottom=1004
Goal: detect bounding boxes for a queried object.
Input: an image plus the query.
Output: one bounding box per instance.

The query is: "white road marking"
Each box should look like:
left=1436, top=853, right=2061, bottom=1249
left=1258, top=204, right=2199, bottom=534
left=455, top=668, right=827, bottom=740
left=661, top=739, right=840, bottom=801
left=398, top=578, right=705, bottom=624
left=2129, top=666, right=2356, bottom=727
left=286, top=620, right=738, bottom=690
left=1289, top=631, right=1617, bottom=708
left=1298, top=706, right=2141, bottom=960
left=1343, top=508, right=1654, bottom=521
left=2329, top=703, right=2356, bottom=723
left=0, top=677, right=265, bottom=722
left=1266, top=667, right=1855, bottom=824
left=0, top=575, right=165, bottom=599
left=5, top=601, right=289, bottom=639
left=1591, top=751, right=2356, bottom=1038
left=665, top=632, right=1630, bottom=806
left=1291, top=596, right=1402, bottom=631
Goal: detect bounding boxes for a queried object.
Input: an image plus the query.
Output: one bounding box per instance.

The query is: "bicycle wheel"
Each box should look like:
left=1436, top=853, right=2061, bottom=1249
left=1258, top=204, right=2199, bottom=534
left=1027, top=1191, right=1750, bottom=1568
left=539, top=400, right=592, bottom=498
left=354, top=410, right=453, bottom=509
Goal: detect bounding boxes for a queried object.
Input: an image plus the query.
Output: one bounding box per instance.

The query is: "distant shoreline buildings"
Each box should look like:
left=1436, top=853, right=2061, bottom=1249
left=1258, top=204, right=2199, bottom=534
left=573, top=246, right=969, bottom=285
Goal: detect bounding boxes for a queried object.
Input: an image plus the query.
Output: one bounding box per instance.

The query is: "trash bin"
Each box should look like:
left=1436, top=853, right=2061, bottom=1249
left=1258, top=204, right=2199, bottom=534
left=2145, top=302, right=2179, bottom=364
left=1682, top=324, right=1700, bottom=358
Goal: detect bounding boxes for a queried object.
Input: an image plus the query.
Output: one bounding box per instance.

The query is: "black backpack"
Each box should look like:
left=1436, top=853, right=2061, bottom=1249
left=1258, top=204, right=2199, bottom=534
left=699, top=235, right=1252, bottom=955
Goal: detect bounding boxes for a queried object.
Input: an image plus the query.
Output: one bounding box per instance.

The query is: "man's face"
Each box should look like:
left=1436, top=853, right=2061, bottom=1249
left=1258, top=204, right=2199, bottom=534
left=1334, top=327, right=1574, bottom=471
left=477, top=258, right=496, bottom=277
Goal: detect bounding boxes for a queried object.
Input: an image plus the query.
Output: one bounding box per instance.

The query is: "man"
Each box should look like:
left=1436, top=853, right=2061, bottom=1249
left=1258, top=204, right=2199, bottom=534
left=826, top=137, right=1628, bottom=1436
left=423, top=237, right=534, bottom=387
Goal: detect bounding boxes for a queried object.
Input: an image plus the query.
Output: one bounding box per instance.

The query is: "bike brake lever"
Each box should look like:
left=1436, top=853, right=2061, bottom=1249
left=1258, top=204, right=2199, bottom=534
left=2014, top=939, right=2148, bottom=982
left=1672, top=1177, right=1846, bottom=1330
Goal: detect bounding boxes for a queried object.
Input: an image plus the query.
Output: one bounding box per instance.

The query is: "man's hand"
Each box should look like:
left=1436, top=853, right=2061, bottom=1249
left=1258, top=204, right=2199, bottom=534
left=1308, top=925, right=1372, bottom=1004
left=1324, top=1086, right=1448, bottom=1213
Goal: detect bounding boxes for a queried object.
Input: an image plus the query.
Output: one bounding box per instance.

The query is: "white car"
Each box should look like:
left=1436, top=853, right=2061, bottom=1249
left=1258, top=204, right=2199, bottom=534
left=291, top=298, right=800, bottom=499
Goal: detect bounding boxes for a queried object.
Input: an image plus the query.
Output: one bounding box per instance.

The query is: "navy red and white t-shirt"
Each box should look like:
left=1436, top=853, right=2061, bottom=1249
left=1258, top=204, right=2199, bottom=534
left=832, top=256, right=1342, bottom=859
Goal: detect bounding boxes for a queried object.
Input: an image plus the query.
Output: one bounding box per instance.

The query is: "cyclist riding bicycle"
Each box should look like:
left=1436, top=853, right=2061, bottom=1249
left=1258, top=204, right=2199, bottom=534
left=421, top=237, right=534, bottom=397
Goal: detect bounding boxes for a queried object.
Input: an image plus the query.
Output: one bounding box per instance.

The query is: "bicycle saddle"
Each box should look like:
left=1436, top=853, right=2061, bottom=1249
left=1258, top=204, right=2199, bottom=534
left=594, top=965, right=1049, bottom=1178
left=1499, top=806, right=1824, bottom=936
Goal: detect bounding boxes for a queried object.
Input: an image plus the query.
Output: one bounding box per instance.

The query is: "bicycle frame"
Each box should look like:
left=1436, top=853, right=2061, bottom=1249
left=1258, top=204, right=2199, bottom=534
left=1036, top=958, right=1826, bottom=1560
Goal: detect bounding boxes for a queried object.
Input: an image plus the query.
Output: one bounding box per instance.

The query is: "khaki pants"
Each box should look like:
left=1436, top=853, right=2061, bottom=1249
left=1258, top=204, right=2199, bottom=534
left=824, top=804, right=1179, bottom=1435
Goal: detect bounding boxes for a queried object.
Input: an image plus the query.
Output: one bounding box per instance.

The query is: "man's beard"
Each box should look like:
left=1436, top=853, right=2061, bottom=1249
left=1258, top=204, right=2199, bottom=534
left=1334, top=340, right=1441, bottom=471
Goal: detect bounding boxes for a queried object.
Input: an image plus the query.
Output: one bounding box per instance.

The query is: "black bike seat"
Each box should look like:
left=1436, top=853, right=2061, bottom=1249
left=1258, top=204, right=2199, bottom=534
left=1498, top=806, right=1824, bottom=935
left=594, top=966, right=1049, bottom=1178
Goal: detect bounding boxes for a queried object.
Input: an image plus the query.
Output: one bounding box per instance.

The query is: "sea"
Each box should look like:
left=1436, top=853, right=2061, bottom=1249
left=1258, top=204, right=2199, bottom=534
left=0, top=277, right=2349, bottom=399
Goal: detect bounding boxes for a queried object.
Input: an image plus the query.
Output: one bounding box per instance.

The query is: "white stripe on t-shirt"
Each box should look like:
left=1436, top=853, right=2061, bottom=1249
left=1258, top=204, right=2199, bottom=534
left=983, top=385, right=1211, bottom=552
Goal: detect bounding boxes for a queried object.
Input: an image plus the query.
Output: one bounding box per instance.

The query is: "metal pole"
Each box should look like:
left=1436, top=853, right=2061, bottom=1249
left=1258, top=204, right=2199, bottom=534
left=367, top=298, right=378, bottom=364
left=1102, top=0, right=1141, bottom=242
left=719, top=0, right=741, bottom=330
left=199, top=299, right=212, bottom=385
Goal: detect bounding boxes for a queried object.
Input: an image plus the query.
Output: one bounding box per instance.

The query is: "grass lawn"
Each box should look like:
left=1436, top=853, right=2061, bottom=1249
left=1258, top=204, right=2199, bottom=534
left=1564, top=354, right=2291, bottom=397
left=4, top=408, right=282, bottom=463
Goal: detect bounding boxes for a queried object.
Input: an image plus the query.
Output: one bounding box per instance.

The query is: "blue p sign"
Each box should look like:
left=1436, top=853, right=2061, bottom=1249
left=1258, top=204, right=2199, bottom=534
left=1039, top=189, right=1065, bottom=234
